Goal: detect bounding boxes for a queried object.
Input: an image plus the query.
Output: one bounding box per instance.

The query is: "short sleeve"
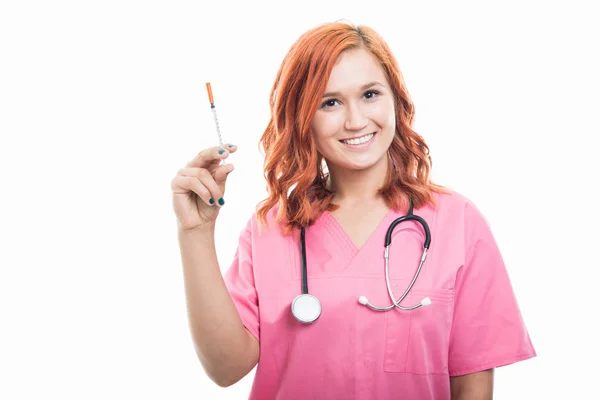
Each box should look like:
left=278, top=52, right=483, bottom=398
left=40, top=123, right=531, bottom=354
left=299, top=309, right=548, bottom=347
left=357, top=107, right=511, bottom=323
left=223, top=218, right=260, bottom=342
left=448, top=203, right=536, bottom=376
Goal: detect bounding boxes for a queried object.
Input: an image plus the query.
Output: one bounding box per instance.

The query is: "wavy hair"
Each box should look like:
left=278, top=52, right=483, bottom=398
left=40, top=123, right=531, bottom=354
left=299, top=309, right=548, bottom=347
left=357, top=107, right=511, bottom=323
left=257, top=21, right=450, bottom=234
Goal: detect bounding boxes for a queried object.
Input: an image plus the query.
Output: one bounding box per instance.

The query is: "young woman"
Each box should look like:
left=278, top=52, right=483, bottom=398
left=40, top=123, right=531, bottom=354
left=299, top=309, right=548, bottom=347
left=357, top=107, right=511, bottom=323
left=171, top=21, right=536, bottom=400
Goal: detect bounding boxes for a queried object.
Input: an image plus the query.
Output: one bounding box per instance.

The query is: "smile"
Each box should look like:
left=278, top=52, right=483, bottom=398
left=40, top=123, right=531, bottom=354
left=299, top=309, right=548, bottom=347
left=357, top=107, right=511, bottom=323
left=340, top=132, right=375, bottom=145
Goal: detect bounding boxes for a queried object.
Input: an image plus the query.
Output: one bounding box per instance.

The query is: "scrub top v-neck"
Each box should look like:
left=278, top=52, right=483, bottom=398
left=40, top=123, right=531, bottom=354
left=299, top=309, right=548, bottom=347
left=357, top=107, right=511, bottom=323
left=299, top=208, right=398, bottom=278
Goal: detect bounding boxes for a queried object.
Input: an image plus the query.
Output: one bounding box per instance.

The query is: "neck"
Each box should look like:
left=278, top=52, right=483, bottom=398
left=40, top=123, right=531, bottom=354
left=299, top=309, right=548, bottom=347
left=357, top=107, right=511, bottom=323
left=327, top=155, right=390, bottom=207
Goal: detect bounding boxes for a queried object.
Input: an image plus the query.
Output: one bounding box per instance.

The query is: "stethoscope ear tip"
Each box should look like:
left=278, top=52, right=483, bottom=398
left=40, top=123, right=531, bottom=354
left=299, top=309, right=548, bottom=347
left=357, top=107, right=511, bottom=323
left=421, top=297, right=432, bottom=306
left=358, top=296, right=368, bottom=305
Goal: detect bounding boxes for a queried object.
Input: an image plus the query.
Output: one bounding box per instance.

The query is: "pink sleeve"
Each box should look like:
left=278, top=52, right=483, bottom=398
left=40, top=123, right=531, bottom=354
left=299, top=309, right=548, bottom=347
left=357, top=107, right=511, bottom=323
left=223, top=218, right=260, bottom=341
left=448, top=202, right=536, bottom=376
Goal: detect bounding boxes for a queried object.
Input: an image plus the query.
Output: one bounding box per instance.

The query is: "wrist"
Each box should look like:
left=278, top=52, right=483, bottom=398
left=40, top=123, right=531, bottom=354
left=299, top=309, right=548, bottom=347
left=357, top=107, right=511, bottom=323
left=178, top=221, right=216, bottom=237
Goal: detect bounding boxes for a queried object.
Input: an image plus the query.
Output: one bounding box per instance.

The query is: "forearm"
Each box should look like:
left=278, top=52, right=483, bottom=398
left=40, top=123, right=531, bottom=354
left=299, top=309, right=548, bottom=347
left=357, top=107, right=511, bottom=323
left=450, top=369, right=494, bottom=400
left=178, top=225, right=255, bottom=385
left=452, top=391, right=492, bottom=400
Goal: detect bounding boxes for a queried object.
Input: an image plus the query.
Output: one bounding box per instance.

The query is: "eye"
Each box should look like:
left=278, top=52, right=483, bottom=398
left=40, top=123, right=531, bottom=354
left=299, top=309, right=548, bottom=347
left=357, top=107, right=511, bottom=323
left=364, top=90, right=380, bottom=99
left=320, top=99, right=339, bottom=109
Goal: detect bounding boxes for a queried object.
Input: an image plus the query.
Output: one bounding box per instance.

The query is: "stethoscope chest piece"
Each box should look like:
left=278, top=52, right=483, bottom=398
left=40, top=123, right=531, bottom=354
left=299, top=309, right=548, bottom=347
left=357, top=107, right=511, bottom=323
left=291, top=293, right=321, bottom=324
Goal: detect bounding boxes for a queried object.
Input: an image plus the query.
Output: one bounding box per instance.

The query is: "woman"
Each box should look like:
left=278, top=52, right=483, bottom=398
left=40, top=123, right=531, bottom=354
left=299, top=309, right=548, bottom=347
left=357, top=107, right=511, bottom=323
left=171, top=21, right=536, bottom=400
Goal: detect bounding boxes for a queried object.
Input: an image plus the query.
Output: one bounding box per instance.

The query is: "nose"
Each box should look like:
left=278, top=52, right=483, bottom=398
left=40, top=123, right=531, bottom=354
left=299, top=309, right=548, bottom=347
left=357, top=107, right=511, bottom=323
left=344, top=101, right=369, bottom=131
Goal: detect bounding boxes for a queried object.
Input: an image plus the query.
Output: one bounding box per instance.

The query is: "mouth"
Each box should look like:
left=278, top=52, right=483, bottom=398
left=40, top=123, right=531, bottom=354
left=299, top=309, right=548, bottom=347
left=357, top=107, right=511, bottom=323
left=339, top=132, right=376, bottom=146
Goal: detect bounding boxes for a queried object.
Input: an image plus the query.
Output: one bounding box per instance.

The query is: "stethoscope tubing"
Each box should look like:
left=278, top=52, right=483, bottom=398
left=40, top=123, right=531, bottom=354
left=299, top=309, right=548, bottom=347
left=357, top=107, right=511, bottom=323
left=295, top=199, right=432, bottom=323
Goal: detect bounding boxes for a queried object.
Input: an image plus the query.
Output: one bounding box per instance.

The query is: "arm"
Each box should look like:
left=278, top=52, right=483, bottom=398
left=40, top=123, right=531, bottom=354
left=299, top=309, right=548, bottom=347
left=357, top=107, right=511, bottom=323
left=450, top=368, right=494, bottom=400
left=178, top=224, right=259, bottom=387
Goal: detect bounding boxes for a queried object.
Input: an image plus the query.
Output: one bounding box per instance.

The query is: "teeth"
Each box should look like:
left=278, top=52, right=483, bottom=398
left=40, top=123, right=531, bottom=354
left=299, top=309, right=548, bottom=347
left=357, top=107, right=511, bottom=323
left=342, top=133, right=374, bottom=145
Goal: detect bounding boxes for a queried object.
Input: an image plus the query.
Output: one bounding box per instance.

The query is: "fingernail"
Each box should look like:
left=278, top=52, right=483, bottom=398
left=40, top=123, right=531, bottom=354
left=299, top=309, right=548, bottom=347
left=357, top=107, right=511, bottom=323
left=218, top=148, right=225, bottom=155
left=227, top=144, right=235, bottom=148
left=218, top=198, right=225, bottom=206
left=209, top=198, right=214, bottom=205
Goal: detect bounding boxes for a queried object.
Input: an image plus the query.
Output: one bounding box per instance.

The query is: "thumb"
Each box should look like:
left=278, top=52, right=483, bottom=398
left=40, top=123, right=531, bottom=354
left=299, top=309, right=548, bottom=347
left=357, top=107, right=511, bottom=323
left=214, top=162, right=235, bottom=186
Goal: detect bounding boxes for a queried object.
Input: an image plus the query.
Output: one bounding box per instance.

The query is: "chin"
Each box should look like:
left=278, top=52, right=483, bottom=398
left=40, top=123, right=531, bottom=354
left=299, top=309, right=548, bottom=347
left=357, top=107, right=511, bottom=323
left=336, top=153, right=388, bottom=172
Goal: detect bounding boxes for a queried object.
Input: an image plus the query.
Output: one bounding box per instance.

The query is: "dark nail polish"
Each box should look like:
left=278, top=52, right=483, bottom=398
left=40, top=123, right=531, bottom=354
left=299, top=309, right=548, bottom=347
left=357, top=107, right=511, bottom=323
left=227, top=144, right=234, bottom=148
left=218, top=198, right=225, bottom=206
left=209, top=198, right=214, bottom=204
left=218, top=148, right=225, bottom=155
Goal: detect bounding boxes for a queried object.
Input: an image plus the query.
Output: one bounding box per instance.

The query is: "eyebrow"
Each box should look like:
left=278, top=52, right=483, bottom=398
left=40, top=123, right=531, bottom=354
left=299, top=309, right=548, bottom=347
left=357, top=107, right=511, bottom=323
left=321, top=81, right=384, bottom=98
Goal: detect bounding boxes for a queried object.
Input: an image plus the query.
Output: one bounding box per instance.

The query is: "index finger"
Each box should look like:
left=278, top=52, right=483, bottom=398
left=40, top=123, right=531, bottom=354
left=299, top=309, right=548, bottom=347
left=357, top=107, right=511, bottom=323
left=185, top=144, right=238, bottom=168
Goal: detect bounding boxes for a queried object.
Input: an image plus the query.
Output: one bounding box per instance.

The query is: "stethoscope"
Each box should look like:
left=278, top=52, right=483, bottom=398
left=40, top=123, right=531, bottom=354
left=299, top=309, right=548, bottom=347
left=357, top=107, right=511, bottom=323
left=291, top=199, right=433, bottom=324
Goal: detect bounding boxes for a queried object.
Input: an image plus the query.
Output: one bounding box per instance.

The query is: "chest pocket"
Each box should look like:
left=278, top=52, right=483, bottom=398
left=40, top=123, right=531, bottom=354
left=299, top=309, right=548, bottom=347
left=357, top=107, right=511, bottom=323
left=383, top=285, right=454, bottom=374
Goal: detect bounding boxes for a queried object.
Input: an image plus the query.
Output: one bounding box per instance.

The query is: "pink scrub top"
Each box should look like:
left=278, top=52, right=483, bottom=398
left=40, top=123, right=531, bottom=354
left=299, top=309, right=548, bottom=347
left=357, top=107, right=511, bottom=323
left=223, top=190, right=536, bottom=399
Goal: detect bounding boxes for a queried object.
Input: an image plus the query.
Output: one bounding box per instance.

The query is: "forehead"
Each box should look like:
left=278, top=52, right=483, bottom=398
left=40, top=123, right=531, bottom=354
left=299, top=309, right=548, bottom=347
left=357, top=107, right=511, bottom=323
left=324, top=48, right=388, bottom=91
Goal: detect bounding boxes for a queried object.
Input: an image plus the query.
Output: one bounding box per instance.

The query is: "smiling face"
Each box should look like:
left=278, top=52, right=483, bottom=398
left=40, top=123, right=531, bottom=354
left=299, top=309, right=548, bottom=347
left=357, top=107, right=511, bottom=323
left=310, top=47, right=396, bottom=175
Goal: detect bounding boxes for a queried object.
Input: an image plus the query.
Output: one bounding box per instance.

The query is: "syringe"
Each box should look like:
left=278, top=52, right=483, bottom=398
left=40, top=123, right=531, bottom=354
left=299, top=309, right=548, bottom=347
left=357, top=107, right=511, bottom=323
left=205, top=82, right=224, bottom=148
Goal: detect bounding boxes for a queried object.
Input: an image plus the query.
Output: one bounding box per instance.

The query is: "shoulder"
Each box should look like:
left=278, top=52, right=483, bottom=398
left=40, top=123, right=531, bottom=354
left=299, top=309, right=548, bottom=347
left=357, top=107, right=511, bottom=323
left=429, top=188, right=492, bottom=247
left=243, top=203, right=287, bottom=238
left=430, top=188, right=488, bottom=221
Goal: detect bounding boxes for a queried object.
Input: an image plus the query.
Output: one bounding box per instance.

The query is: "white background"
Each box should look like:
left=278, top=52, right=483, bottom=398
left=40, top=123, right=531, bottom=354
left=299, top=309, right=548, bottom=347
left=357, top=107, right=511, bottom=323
left=1, top=1, right=598, bottom=399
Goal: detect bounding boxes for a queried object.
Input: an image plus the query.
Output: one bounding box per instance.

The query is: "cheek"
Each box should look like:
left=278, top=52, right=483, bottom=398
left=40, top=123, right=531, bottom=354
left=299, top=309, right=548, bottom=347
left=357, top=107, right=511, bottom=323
left=375, top=101, right=396, bottom=131
left=312, top=114, right=342, bottom=142
left=364, top=100, right=394, bottom=127
left=387, top=111, right=396, bottom=130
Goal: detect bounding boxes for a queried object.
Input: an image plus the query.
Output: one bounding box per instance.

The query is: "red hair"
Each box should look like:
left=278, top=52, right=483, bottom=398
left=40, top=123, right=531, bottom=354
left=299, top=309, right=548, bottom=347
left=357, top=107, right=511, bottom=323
left=257, top=21, right=450, bottom=234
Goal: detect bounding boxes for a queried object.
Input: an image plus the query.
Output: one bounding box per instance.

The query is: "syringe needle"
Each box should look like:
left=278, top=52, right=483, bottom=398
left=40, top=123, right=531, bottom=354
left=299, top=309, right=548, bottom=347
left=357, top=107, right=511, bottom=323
left=205, top=82, right=224, bottom=148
